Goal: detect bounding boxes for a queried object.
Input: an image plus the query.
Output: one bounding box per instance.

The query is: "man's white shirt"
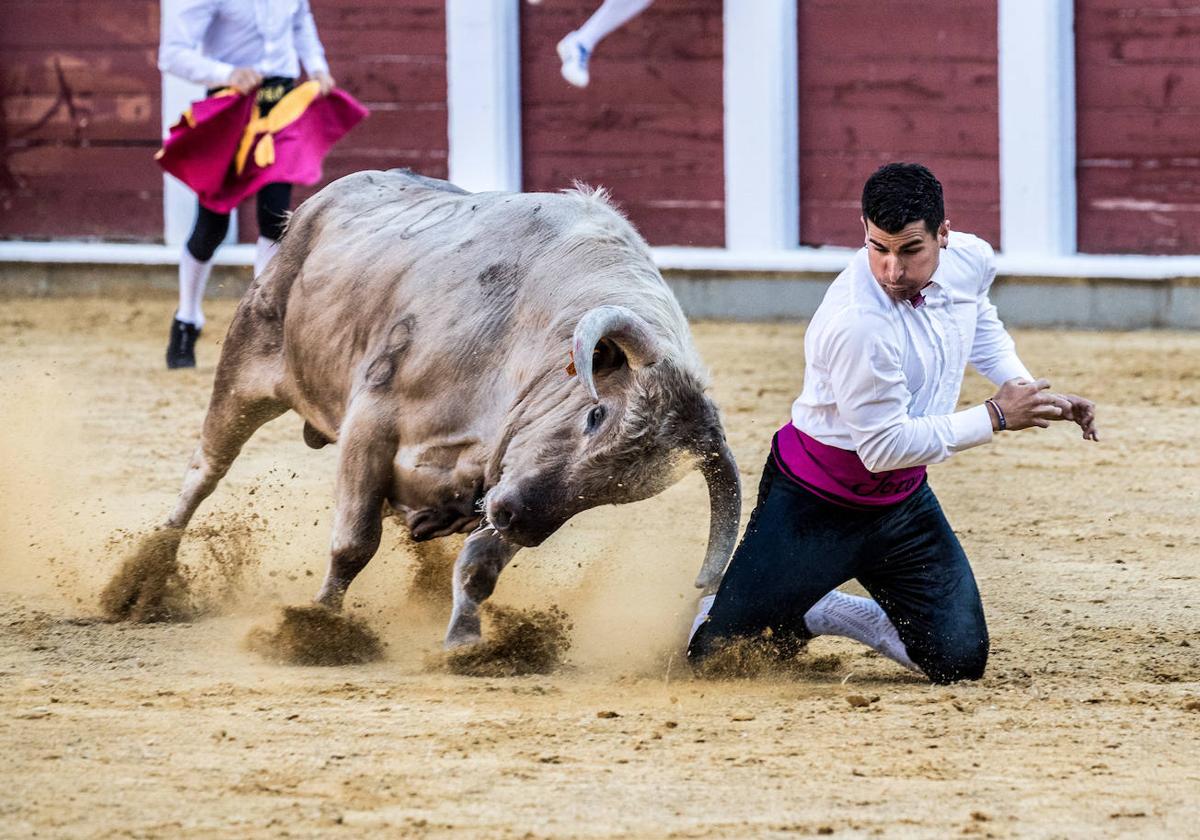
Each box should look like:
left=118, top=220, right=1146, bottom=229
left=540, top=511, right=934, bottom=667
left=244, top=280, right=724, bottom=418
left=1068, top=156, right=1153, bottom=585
left=791, top=231, right=1033, bottom=473
left=160, top=0, right=329, bottom=87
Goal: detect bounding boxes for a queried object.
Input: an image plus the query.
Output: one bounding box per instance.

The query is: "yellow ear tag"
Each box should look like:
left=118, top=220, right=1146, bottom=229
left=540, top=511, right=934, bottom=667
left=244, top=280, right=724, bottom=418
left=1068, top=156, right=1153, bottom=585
left=565, top=350, right=577, bottom=377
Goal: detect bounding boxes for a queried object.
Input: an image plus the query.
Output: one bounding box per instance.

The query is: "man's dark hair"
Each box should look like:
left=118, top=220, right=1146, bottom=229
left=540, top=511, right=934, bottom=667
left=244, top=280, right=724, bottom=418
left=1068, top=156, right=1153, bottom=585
left=861, top=162, right=945, bottom=236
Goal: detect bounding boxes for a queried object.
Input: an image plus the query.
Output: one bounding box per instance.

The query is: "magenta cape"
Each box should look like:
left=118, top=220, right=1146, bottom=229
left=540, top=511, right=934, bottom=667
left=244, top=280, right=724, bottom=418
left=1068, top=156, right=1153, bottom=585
left=156, top=82, right=369, bottom=213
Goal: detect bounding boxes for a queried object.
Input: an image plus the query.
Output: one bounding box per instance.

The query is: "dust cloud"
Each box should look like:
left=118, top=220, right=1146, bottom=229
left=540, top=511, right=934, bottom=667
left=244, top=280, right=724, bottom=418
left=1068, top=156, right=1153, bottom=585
left=433, top=603, right=573, bottom=677
left=244, top=604, right=384, bottom=666
left=98, top=527, right=189, bottom=622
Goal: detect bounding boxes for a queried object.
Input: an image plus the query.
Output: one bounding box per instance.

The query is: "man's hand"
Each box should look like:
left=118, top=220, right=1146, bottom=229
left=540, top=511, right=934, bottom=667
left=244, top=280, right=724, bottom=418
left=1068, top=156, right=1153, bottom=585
left=312, top=70, right=336, bottom=95
left=990, top=378, right=1072, bottom=431
left=227, top=67, right=262, bottom=94
left=1054, top=393, right=1100, bottom=441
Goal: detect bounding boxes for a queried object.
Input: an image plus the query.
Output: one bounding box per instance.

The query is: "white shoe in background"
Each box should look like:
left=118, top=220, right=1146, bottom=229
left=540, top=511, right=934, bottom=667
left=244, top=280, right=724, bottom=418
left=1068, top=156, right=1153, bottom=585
left=557, top=31, right=591, bottom=88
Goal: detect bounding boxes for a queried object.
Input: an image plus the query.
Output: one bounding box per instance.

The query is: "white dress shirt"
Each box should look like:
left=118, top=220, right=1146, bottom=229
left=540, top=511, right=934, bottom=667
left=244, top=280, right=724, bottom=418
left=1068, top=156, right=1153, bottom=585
left=791, top=231, right=1033, bottom=473
left=159, top=0, right=329, bottom=88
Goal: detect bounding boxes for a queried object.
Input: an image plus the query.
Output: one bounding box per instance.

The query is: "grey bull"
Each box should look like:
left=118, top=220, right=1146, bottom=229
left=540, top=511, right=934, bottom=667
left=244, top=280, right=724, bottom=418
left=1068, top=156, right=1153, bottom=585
left=155, top=169, right=741, bottom=647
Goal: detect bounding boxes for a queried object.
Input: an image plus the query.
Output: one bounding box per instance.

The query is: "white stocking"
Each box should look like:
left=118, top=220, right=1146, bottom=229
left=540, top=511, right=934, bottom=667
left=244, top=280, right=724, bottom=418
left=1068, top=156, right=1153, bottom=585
left=804, top=590, right=921, bottom=673
left=176, top=247, right=213, bottom=329
left=575, top=0, right=654, bottom=51
left=688, top=593, right=716, bottom=645
left=254, top=236, right=280, bottom=278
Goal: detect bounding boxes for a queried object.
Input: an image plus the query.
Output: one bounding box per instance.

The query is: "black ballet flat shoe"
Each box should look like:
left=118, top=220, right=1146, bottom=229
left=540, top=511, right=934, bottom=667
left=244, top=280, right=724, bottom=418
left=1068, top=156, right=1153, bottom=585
left=166, top=317, right=201, bottom=369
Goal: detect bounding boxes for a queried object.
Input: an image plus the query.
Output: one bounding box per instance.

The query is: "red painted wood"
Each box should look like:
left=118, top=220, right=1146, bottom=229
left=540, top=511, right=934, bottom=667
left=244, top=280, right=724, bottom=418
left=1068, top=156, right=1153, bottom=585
left=0, top=191, right=164, bottom=240
left=797, top=0, right=1000, bottom=248
left=0, top=0, right=447, bottom=244
left=1, top=0, right=162, bottom=240
left=1076, top=0, right=1200, bottom=253
left=238, top=0, right=448, bottom=242
left=6, top=146, right=162, bottom=191
left=1, top=2, right=158, bottom=48
left=519, top=0, right=725, bottom=247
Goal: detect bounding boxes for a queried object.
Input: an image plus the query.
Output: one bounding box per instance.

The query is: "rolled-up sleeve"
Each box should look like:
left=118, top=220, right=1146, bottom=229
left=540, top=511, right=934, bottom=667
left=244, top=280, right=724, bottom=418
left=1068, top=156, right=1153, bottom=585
left=159, top=0, right=233, bottom=86
left=826, top=309, right=993, bottom=472
left=293, top=0, right=329, bottom=77
left=969, top=241, right=1034, bottom=385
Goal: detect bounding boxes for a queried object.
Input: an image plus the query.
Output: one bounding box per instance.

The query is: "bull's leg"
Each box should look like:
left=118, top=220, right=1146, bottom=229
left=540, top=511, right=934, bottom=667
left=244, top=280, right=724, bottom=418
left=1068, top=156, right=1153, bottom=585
left=445, top=529, right=520, bottom=647
left=168, top=397, right=286, bottom=529
left=103, top=377, right=285, bottom=621
left=314, top=405, right=397, bottom=610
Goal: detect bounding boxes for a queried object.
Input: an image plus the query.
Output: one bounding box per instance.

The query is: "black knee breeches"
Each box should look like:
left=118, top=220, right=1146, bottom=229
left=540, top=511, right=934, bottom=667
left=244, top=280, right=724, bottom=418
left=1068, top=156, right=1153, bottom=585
left=185, top=183, right=294, bottom=262
left=184, top=76, right=296, bottom=262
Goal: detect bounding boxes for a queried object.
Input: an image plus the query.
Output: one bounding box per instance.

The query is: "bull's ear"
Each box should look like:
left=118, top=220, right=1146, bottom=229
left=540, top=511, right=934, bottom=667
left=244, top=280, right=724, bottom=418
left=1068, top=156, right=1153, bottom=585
left=593, top=338, right=627, bottom=373
left=572, top=305, right=662, bottom=402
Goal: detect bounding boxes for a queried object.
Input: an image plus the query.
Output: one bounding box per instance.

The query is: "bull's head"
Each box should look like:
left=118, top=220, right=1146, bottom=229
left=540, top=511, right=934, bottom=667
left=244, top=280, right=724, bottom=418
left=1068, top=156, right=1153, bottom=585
left=484, top=305, right=741, bottom=593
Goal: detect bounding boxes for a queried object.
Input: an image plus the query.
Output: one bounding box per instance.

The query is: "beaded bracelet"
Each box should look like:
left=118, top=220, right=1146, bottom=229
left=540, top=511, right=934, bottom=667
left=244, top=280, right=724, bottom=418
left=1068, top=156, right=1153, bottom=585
left=986, top=398, right=1007, bottom=431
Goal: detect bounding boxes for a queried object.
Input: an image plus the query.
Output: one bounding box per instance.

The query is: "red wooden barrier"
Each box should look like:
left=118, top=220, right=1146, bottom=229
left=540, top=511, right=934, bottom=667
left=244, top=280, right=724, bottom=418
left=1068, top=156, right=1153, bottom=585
left=519, top=0, right=725, bottom=247
left=1076, top=0, right=1200, bottom=254
left=236, top=0, right=449, bottom=243
left=1, top=0, right=162, bottom=241
left=798, top=0, right=1000, bottom=248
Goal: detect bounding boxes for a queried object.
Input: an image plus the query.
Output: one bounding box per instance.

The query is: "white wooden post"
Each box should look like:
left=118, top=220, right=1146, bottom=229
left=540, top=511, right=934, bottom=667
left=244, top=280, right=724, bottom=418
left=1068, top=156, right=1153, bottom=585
left=998, top=0, right=1076, bottom=256
left=445, top=0, right=522, bottom=192
left=722, top=0, right=798, bottom=250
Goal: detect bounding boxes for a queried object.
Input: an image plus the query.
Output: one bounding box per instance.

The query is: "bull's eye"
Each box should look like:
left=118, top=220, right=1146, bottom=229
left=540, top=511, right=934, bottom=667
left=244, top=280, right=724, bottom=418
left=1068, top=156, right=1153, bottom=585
left=585, top=404, right=607, bottom=434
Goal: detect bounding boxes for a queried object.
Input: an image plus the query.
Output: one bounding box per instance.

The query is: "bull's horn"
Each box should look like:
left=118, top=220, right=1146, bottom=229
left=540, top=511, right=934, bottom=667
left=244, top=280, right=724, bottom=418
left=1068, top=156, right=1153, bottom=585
left=571, top=305, right=664, bottom=403
left=693, top=436, right=741, bottom=594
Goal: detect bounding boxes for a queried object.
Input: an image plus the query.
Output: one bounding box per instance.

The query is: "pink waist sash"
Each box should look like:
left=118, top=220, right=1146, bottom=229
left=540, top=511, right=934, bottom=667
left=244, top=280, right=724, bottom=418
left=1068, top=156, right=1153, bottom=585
left=772, top=423, right=926, bottom=508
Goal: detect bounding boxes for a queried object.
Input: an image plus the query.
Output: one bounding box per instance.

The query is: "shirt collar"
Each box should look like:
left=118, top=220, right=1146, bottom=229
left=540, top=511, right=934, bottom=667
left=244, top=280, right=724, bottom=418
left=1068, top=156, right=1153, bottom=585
left=909, top=257, right=950, bottom=307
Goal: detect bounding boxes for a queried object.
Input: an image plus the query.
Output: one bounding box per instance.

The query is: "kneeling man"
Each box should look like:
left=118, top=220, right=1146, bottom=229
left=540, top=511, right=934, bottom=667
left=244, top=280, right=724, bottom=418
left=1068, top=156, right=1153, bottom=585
left=688, top=162, right=1098, bottom=683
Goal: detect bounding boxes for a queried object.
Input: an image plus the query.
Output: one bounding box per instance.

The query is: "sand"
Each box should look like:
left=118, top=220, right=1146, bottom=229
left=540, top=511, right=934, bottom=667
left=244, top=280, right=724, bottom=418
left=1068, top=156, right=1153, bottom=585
left=1, top=296, right=1198, bottom=838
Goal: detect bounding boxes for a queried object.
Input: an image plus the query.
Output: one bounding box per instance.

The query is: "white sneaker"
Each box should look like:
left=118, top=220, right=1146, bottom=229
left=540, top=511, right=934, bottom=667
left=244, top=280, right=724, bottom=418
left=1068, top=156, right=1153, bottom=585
left=688, top=594, right=716, bottom=645
left=557, top=32, right=590, bottom=88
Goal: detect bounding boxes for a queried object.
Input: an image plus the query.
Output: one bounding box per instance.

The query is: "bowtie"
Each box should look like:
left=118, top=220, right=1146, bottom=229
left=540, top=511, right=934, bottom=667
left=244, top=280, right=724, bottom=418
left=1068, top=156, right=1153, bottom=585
left=908, top=291, right=926, bottom=308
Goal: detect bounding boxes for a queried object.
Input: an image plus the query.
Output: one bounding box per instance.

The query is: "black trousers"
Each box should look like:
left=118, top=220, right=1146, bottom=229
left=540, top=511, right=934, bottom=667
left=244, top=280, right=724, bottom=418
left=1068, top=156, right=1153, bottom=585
left=185, top=77, right=295, bottom=262
left=688, top=453, right=990, bottom=684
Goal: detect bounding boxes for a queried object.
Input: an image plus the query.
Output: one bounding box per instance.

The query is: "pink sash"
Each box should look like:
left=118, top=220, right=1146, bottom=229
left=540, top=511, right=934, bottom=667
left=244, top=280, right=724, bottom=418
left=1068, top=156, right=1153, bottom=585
left=772, top=423, right=925, bottom=509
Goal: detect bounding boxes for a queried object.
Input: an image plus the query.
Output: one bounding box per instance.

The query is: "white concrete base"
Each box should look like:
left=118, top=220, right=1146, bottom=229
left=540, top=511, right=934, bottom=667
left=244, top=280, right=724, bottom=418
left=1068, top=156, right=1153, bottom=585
left=6, top=241, right=1200, bottom=280
left=659, top=270, right=1200, bottom=329
left=2, top=242, right=1198, bottom=328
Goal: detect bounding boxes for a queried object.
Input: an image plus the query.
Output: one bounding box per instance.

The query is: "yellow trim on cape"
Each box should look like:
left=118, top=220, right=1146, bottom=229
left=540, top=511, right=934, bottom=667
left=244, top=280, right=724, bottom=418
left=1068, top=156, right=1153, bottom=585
left=234, top=80, right=322, bottom=175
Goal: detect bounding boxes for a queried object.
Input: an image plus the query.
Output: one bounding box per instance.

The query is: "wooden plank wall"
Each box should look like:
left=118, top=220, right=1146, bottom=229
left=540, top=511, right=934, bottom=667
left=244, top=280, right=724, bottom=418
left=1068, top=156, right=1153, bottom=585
left=238, top=0, right=448, bottom=242
left=0, top=1, right=163, bottom=241
left=519, top=0, right=725, bottom=247
left=797, top=0, right=1000, bottom=248
left=1076, top=0, right=1200, bottom=254
left=7, top=2, right=1199, bottom=258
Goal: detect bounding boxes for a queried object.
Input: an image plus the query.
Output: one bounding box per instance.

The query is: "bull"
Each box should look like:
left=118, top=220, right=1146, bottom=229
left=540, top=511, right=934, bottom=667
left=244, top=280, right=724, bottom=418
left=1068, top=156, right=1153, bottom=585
left=135, top=169, right=741, bottom=647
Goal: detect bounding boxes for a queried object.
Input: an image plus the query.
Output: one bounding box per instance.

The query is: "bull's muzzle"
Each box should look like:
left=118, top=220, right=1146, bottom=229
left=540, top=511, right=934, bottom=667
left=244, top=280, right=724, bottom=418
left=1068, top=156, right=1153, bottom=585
left=485, top=492, right=558, bottom=547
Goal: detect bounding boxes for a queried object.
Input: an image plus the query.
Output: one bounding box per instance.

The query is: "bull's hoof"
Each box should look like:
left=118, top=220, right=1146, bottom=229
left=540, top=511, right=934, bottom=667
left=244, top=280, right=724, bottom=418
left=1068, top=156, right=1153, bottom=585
left=438, top=604, right=572, bottom=676
left=444, top=631, right=482, bottom=650
left=444, top=622, right=482, bottom=650
left=444, top=610, right=482, bottom=649
left=313, top=582, right=346, bottom=611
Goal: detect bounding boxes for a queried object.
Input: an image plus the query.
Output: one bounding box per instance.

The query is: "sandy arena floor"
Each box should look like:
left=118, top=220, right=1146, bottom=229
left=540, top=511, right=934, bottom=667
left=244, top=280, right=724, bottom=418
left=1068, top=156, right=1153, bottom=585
left=1, top=296, right=1198, bottom=839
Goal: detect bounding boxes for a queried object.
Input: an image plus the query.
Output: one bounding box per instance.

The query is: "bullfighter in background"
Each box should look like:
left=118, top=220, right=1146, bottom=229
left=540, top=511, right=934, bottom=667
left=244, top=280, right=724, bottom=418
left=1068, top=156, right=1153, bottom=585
left=158, top=0, right=345, bottom=369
